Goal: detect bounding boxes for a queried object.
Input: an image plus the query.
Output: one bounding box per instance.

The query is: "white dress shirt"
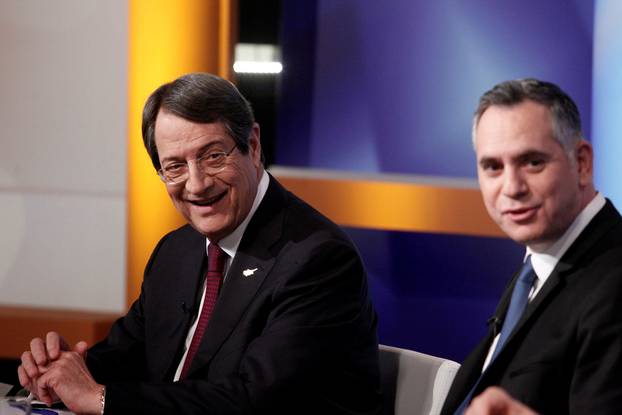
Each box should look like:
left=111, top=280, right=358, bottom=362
left=174, top=170, right=270, bottom=381
left=481, top=193, right=606, bottom=371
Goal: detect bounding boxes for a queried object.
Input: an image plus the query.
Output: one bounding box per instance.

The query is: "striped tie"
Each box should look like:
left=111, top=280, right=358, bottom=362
left=180, top=243, right=227, bottom=379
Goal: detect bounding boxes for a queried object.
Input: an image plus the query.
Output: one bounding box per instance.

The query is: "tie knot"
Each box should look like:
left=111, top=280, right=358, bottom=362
left=208, top=243, right=227, bottom=274
left=518, top=256, right=537, bottom=286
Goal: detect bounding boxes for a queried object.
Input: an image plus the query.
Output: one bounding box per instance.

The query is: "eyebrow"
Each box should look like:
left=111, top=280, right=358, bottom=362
left=515, top=150, right=551, bottom=163
left=478, top=150, right=551, bottom=167
left=478, top=156, right=500, bottom=167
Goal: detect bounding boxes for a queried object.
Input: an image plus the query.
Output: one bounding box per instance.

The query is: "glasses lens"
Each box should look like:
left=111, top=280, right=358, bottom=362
left=198, top=153, right=228, bottom=175
left=159, top=147, right=236, bottom=184
left=159, top=165, right=188, bottom=184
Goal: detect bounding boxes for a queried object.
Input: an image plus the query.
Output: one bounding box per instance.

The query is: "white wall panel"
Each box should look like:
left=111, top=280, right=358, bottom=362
left=0, top=192, right=126, bottom=312
left=0, top=0, right=127, bottom=312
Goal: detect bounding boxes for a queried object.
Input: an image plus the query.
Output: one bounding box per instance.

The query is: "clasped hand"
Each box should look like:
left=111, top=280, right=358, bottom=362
left=17, top=331, right=103, bottom=415
left=465, top=387, right=539, bottom=415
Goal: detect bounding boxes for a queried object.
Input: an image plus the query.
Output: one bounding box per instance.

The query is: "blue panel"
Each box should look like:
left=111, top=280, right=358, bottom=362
left=592, top=0, right=622, bottom=207
left=277, top=0, right=596, bottom=361
left=276, top=0, right=318, bottom=166
left=345, top=228, right=523, bottom=361
left=278, top=0, right=594, bottom=178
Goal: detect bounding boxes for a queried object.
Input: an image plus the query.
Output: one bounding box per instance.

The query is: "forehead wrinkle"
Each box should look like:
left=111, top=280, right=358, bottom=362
left=156, top=110, right=228, bottom=144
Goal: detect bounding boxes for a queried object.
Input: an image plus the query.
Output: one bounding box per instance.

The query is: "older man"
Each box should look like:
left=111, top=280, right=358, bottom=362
left=441, top=79, right=622, bottom=414
left=18, top=73, right=381, bottom=415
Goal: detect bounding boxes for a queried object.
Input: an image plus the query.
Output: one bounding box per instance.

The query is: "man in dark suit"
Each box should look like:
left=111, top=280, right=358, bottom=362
left=441, top=78, right=622, bottom=415
left=18, top=73, right=382, bottom=414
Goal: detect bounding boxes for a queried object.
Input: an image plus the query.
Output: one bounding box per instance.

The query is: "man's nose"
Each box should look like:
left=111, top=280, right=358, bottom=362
left=502, top=168, right=528, bottom=198
left=185, top=162, right=214, bottom=194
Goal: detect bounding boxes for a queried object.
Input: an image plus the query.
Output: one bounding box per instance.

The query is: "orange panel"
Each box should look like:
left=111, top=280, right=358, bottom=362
left=0, top=307, right=119, bottom=359
left=275, top=175, right=504, bottom=238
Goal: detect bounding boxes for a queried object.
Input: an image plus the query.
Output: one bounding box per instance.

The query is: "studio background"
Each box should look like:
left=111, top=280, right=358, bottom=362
left=1, top=0, right=621, bottom=367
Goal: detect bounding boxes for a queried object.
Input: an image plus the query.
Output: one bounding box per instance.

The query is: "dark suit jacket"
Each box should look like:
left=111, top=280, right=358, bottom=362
left=87, top=176, right=382, bottom=415
left=441, top=200, right=622, bottom=415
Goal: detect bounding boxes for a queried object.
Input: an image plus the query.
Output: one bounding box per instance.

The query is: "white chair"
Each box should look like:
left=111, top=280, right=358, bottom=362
left=379, top=344, right=460, bottom=415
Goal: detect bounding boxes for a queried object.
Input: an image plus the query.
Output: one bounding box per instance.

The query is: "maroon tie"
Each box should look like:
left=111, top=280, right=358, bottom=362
left=180, top=243, right=227, bottom=379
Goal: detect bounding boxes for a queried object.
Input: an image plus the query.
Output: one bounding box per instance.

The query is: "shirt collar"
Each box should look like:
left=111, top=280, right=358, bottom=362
left=526, top=192, right=605, bottom=288
left=206, top=170, right=270, bottom=259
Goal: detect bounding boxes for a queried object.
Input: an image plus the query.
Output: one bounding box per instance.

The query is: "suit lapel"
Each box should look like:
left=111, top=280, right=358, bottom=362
left=452, top=280, right=514, bottom=402
left=493, top=200, right=621, bottom=361
left=186, top=176, right=286, bottom=376
left=160, top=228, right=207, bottom=380
left=445, top=201, right=622, bottom=414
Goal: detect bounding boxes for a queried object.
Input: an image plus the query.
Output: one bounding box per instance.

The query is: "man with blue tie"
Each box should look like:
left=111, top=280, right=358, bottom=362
left=441, top=79, right=622, bottom=414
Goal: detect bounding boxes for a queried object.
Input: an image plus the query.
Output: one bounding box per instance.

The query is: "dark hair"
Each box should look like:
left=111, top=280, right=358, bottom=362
left=472, top=78, right=583, bottom=153
left=142, top=73, right=256, bottom=170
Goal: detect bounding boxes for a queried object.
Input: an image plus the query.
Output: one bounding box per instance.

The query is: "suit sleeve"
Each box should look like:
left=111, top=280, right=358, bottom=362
left=86, top=232, right=170, bottom=383
left=570, top=263, right=622, bottom=414
left=95, top=235, right=378, bottom=415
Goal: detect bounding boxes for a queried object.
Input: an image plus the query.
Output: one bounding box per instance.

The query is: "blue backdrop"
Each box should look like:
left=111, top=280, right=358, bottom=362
left=277, top=0, right=596, bottom=362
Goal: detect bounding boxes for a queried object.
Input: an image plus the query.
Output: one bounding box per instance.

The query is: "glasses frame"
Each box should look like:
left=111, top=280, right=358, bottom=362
left=157, top=143, right=238, bottom=185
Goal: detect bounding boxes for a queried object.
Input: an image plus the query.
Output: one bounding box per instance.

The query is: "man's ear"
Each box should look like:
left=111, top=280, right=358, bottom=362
left=575, top=139, right=593, bottom=187
left=249, top=123, right=262, bottom=168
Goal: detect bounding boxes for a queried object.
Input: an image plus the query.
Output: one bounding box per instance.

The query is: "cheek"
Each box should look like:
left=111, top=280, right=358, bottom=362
left=480, top=183, right=499, bottom=210
left=535, top=179, right=565, bottom=209
left=168, top=189, right=184, bottom=206
left=542, top=189, right=572, bottom=220
left=217, top=180, right=246, bottom=219
left=230, top=183, right=251, bottom=215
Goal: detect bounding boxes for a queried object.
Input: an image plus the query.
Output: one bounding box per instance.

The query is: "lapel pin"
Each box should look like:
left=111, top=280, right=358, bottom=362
left=243, top=268, right=258, bottom=277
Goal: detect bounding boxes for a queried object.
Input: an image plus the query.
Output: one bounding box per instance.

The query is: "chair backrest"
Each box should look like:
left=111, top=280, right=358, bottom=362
left=379, top=344, right=460, bottom=415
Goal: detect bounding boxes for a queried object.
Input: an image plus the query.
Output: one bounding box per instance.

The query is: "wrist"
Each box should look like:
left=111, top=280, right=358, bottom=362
left=85, top=384, right=105, bottom=415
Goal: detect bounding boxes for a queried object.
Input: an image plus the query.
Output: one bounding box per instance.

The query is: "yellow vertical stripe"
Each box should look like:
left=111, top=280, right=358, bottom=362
left=127, top=0, right=236, bottom=307
left=219, top=0, right=237, bottom=80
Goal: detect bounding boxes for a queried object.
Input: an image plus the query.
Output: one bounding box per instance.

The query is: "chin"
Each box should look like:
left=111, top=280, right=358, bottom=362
left=198, top=222, right=236, bottom=241
left=190, top=218, right=220, bottom=236
left=510, top=231, right=552, bottom=250
left=501, top=225, right=539, bottom=245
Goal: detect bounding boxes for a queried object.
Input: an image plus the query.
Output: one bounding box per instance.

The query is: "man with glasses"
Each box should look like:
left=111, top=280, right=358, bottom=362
left=441, top=79, right=622, bottom=414
left=18, top=73, right=381, bottom=415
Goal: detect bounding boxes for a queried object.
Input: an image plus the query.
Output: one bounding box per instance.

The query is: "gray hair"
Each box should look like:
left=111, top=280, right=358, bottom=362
left=142, top=73, right=256, bottom=170
left=472, top=78, right=583, bottom=155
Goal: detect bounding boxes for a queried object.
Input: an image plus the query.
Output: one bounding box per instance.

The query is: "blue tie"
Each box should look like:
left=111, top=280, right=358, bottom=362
left=453, top=257, right=537, bottom=415
left=490, top=256, right=536, bottom=361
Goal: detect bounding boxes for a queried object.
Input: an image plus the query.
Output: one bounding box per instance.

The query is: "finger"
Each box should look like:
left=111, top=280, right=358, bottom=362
left=35, top=372, right=55, bottom=407
left=30, top=337, right=48, bottom=366
left=73, top=341, right=88, bottom=358
left=46, top=331, right=68, bottom=360
left=20, top=351, right=40, bottom=379
left=17, top=365, right=32, bottom=389
left=467, top=387, right=512, bottom=415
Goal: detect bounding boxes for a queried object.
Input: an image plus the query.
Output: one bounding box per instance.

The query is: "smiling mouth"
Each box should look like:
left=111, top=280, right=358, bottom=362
left=187, top=191, right=227, bottom=207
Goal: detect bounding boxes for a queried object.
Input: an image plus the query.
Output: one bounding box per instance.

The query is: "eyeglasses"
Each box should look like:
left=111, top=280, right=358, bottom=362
left=157, top=144, right=238, bottom=185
